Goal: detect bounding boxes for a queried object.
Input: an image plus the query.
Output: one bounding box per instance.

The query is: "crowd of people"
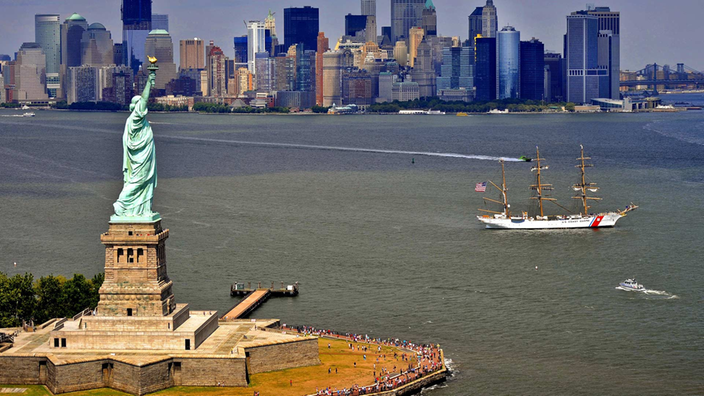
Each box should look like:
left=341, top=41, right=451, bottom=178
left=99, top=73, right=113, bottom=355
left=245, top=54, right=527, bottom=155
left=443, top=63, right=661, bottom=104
left=280, top=324, right=445, bottom=396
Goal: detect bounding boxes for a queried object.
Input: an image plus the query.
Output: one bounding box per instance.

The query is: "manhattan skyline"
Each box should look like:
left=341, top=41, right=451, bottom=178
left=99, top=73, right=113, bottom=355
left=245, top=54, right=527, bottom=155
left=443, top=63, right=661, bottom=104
left=0, top=0, right=702, bottom=71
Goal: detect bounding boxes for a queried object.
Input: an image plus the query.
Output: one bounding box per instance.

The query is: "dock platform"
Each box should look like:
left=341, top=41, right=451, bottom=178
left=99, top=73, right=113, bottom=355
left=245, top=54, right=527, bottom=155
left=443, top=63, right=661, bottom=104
left=222, top=282, right=299, bottom=321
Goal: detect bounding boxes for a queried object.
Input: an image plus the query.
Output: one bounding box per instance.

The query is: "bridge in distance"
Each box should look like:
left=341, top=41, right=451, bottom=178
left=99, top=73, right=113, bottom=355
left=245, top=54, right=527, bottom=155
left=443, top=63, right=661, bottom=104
left=620, top=63, right=704, bottom=88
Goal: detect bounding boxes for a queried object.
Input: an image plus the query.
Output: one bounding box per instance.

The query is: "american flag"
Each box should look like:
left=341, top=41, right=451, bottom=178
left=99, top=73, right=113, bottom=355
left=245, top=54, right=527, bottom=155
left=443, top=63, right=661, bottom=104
left=475, top=182, right=487, bottom=192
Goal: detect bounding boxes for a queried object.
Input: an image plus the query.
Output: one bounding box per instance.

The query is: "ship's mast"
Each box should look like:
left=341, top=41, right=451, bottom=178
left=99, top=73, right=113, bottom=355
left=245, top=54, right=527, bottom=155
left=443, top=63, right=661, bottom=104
left=479, top=159, right=510, bottom=217
left=530, top=146, right=554, bottom=217
left=573, top=145, right=601, bottom=216
left=501, top=159, right=509, bottom=217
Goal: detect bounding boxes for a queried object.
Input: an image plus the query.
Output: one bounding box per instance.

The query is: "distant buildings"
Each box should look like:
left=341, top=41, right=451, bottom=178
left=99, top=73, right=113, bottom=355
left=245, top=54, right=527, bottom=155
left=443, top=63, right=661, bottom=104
left=121, top=0, right=152, bottom=74
left=10, top=0, right=623, bottom=109
left=284, top=7, right=319, bottom=52
left=390, top=0, right=424, bottom=44
left=180, top=38, right=204, bottom=70
left=144, top=30, right=177, bottom=90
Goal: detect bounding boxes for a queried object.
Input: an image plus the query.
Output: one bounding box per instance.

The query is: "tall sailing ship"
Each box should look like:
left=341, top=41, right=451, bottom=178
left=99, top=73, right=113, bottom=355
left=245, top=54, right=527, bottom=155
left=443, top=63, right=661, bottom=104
left=477, top=146, right=637, bottom=229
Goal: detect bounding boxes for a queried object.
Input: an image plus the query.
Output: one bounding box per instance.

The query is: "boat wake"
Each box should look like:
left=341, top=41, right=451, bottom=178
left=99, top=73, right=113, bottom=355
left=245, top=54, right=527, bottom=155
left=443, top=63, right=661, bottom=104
left=159, top=134, right=525, bottom=162
left=615, top=286, right=678, bottom=299
left=643, top=120, right=704, bottom=146
left=0, top=120, right=522, bottom=162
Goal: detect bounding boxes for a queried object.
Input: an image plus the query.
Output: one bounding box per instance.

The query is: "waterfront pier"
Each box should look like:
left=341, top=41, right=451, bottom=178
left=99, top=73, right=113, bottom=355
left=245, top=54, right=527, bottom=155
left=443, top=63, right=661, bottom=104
left=222, top=282, right=299, bottom=320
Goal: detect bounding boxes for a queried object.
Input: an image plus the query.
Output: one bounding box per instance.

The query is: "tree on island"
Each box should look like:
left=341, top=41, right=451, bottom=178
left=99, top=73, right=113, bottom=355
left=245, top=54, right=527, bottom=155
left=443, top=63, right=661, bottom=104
left=0, top=272, right=104, bottom=328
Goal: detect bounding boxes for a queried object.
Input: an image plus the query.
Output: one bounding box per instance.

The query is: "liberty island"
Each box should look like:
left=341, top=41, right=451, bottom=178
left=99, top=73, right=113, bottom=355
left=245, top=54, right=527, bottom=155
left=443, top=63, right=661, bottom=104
left=0, top=62, right=447, bottom=396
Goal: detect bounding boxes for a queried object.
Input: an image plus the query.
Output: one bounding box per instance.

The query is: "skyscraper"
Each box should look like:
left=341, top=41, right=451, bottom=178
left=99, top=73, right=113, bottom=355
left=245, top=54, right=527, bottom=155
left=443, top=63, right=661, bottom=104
left=468, top=7, right=483, bottom=50
left=475, top=37, right=496, bottom=101
left=323, top=51, right=342, bottom=106
left=497, top=25, right=519, bottom=99
left=60, top=13, right=88, bottom=99
left=284, top=7, right=319, bottom=53
left=345, top=14, right=368, bottom=38
left=233, top=36, right=248, bottom=68
left=409, top=39, right=435, bottom=97
left=393, top=41, right=408, bottom=66
left=122, top=0, right=152, bottom=74
left=408, top=27, right=425, bottom=68
left=254, top=52, right=275, bottom=93
left=519, top=38, right=544, bottom=101
left=421, top=0, right=437, bottom=37
left=565, top=12, right=604, bottom=103
left=265, top=10, right=277, bottom=37
left=316, top=32, right=329, bottom=105
left=247, top=21, right=267, bottom=72
left=151, top=14, right=168, bottom=31
left=35, top=14, right=60, bottom=98
left=390, top=0, right=425, bottom=44
left=206, top=44, right=226, bottom=97
left=180, top=38, right=204, bottom=70
left=81, top=23, right=114, bottom=67
left=481, top=0, right=498, bottom=38
left=543, top=52, right=563, bottom=102
left=365, top=16, right=378, bottom=44
left=361, top=0, right=376, bottom=17
left=61, top=13, right=88, bottom=69
left=265, top=9, right=279, bottom=55
left=145, top=30, right=177, bottom=89
left=14, top=42, right=48, bottom=101
left=584, top=6, right=620, bottom=99
left=437, top=46, right=472, bottom=91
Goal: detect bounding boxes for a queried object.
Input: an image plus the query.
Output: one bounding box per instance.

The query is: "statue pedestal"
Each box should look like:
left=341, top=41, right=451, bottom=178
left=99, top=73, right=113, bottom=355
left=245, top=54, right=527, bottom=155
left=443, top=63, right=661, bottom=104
left=110, top=212, right=161, bottom=223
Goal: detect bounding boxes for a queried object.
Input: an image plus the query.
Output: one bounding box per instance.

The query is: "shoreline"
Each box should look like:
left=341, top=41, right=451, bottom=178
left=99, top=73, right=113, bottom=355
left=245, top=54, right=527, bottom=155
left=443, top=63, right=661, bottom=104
left=2, top=107, right=697, bottom=116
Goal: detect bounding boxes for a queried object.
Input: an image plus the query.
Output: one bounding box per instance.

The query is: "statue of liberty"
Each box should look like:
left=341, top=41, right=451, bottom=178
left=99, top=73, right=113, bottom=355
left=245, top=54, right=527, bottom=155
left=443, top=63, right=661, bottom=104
left=112, top=57, right=160, bottom=222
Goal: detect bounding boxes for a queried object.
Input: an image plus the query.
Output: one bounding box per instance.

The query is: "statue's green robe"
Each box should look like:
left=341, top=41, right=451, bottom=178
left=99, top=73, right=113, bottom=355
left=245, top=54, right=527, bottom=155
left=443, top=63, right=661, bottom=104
left=113, top=101, right=157, bottom=216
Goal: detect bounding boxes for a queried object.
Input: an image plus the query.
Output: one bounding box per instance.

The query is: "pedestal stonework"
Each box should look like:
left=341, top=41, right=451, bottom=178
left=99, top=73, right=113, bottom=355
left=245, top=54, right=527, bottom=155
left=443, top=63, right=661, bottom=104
left=98, top=221, right=175, bottom=317
left=0, top=220, right=320, bottom=395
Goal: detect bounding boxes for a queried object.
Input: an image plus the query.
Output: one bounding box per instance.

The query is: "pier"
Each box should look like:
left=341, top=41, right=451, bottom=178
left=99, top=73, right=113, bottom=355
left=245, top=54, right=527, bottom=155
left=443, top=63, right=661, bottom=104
left=222, top=282, right=299, bottom=321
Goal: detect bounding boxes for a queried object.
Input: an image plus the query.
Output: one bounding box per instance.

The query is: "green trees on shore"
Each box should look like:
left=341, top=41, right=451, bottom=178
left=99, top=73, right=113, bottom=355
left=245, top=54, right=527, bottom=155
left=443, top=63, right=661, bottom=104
left=0, top=272, right=104, bottom=328
left=368, top=98, right=576, bottom=113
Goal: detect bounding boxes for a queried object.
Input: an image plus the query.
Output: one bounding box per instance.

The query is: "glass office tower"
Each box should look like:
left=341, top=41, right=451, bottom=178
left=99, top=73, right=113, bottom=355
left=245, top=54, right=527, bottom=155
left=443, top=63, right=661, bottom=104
left=284, top=7, right=319, bottom=53
left=497, top=26, right=520, bottom=99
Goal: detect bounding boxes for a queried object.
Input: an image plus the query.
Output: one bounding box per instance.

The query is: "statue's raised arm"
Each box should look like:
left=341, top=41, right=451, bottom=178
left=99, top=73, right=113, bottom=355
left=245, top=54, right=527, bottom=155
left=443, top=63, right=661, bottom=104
left=111, top=58, right=160, bottom=223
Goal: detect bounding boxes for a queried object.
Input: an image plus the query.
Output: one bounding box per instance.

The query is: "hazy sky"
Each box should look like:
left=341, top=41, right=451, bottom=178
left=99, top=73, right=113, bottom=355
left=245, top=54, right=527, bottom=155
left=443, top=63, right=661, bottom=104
left=1, top=0, right=702, bottom=71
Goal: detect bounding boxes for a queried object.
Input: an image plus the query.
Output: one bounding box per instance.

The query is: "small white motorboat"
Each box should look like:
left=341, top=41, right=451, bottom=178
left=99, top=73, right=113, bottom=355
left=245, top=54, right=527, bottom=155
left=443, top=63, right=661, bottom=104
left=619, top=278, right=645, bottom=291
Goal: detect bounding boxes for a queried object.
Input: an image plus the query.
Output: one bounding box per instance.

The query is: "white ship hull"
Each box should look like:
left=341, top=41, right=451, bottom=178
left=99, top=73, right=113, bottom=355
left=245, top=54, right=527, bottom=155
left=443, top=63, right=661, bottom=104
left=477, top=212, right=623, bottom=229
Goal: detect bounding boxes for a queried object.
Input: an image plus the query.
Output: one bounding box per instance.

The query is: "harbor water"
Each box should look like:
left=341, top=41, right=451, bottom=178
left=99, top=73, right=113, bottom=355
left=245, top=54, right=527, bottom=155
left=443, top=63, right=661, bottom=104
left=1, top=103, right=703, bottom=395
